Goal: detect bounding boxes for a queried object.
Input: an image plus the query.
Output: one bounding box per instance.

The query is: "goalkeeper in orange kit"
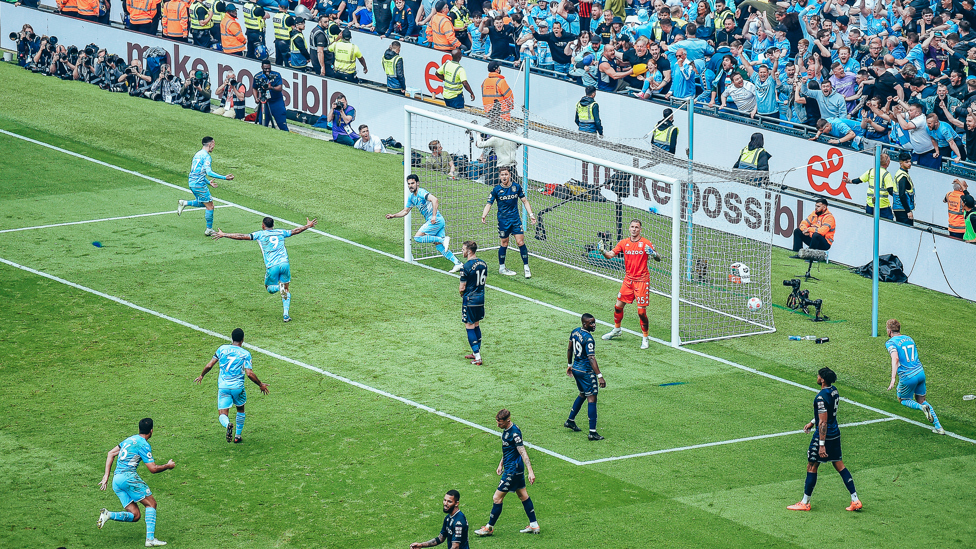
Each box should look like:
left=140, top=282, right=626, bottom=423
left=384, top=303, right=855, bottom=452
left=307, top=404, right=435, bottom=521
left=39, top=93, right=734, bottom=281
left=598, top=219, right=661, bottom=349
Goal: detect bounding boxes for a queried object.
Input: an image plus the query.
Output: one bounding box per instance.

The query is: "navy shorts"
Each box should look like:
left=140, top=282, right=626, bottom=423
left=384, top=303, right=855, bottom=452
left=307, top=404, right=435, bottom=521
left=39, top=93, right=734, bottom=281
left=572, top=369, right=598, bottom=396
left=807, top=434, right=842, bottom=463
left=498, top=218, right=524, bottom=239
left=462, top=304, right=484, bottom=324
left=497, top=471, right=526, bottom=493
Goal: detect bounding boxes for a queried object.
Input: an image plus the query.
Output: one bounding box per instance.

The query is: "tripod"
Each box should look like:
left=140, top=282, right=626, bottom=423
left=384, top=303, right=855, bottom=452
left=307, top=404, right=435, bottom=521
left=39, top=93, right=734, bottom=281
left=255, top=94, right=278, bottom=130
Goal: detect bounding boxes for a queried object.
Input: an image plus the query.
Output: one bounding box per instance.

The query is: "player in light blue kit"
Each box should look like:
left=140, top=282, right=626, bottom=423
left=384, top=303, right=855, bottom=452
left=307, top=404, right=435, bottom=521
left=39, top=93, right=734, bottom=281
left=177, top=136, right=234, bottom=237
left=97, top=418, right=176, bottom=547
left=885, top=318, right=945, bottom=435
left=386, top=174, right=464, bottom=273
left=213, top=216, right=318, bottom=322
left=195, top=328, right=270, bottom=443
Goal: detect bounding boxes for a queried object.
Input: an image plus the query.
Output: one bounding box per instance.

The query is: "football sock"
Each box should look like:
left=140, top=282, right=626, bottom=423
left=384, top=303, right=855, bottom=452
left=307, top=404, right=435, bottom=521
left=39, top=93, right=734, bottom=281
left=638, top=308, right=649, bottom=336
left=236, top=412, right=245, bottom=437
left=109, top=511, right=135, bottom=522
left=498, top=247, right=507, bottom=266
left=474, top=326, right=481, bottom=348
left=436, top=244, right=460, bottom=265
left=838, top=468, right=857, bottom=498
left=282, top=291, right=291, bottom=316
left=145, top=507, right=156, bottom=541
left=187, top=199, right=203, bottom=208
left=521, top=497, right=537, bottom=523
left=926, top=402, right=942, bottom=428
left=900, top=399, right=923, bottom=411
left=613, top=306, right=624, bottom=328
left=488, top=502, right=503, bottom=526
left=414, top=235, right=442, bottom=244
left=587, top=401, right=597, bottom=431
left=518, top=244, right=529, bottom=266
left=205, top=209, right=214, bottom=229
left=219, top=414, right=229, bottom=428
left=569, top=395, right=584, bottom=420
left=802, top=472, right=818, bottom=502
left=466, top=328, right=481, bottom=353
left=266, top=284, right=280, bottom=294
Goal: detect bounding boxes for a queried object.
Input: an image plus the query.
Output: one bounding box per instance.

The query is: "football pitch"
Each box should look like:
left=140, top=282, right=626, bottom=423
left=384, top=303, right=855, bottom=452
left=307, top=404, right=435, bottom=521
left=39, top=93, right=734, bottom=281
left=1, top=62, right=976, bottom=548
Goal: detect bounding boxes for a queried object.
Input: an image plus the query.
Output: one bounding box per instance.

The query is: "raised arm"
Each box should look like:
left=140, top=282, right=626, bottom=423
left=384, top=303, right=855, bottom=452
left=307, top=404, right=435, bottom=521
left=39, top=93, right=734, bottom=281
left=212, top=230, right=253, bottom=241
left=289, top=217, right=318, bottom=236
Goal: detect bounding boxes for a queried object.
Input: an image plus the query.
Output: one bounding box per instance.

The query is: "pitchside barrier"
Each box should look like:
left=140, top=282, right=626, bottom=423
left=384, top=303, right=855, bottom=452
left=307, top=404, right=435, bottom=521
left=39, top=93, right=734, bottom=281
left=2, top=3, right=973, bottom=302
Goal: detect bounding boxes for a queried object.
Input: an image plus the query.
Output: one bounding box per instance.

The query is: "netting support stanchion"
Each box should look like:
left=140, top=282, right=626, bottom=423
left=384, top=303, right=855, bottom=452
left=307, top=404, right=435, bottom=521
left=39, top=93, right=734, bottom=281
left=684, top=98, right=694, bottom=282
left=521, top=61, right=530, bottom=233
left=403, top=108, right=413, bottom=262
left=670, top=168, right=682, bottom=348
left=871, top=144, right=881, bottom=337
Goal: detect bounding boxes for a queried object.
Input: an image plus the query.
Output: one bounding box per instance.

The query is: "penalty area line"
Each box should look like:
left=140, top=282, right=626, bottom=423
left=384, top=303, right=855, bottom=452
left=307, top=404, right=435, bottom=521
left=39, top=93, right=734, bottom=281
left=5, top=127, right=974, bottom=452
left=0, top=205, right=235, bottom=234
left=578, top=417, right=898, bottom=465
left=0, top=255, right=582, bottom=467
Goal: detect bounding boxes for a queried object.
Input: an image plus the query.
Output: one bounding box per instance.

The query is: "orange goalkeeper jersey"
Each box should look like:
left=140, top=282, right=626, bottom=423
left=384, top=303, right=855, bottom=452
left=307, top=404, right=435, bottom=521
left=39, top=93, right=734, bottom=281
left=612, top=237, right=655, bottom=281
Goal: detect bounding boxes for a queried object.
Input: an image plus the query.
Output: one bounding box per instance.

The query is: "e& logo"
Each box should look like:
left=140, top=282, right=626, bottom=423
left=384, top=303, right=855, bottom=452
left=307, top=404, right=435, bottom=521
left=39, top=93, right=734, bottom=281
left=806, top=147, right=851, bottom=199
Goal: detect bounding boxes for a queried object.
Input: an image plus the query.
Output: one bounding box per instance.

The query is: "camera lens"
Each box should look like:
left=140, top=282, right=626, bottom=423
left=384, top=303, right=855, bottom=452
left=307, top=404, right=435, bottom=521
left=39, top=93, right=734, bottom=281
left=9, top=32, right=17, bottom=41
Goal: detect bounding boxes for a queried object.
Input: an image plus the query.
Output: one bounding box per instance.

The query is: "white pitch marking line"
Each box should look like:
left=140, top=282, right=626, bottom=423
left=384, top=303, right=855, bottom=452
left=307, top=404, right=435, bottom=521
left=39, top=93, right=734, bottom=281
left=0, top=205, right=234, bottom=234
left=0, top=255, right=581, bottom=467
left=578, top=418, right=898, bottom=466
left=3, top=128, right=974, bottom=451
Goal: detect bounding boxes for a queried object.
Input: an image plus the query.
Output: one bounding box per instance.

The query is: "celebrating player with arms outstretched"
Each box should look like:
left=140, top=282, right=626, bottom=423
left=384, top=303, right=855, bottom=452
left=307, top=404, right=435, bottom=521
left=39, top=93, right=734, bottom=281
left=475, top=409, right=539, bottom=537
left=387, top=174, right=464, bottom=273
left=566, top=313, right=606, bottom=440
left=599, top=219, right=661, bottom=349
left=213, top=216, right=317, bottom=322
left=178, top=136, right=234, bottom=237
left=787, top=367, right=862, bottom=512
left=480, top=166, right=536, bottom=278
left=885, top=319, right=945, bottom=434
left=459, top=241, right=488, bottom=365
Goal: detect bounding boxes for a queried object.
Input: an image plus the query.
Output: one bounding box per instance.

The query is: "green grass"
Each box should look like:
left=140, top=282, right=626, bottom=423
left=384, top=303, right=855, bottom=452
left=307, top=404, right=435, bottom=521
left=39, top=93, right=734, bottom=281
left=1, top=61, right=976, bottom=548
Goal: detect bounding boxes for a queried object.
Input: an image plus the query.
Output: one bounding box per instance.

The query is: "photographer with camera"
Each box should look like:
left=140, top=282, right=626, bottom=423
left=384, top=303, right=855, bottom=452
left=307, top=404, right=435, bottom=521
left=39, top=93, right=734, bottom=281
left=179, top=70, right=213, bottom=112
left=148, top=63, right=184, bottom=102
left=48, top=44, right=75, bottom=80
left=214, top=70, right=247, bottom=118
left=10, top=26, right=41, bottom=68
left=32, top=36, right=57, bottom=75
left=72, top=49, right=95, bottom=82
left=253, top=60, right=289, bottom=130
left=326, top=93, right=358, bottom=145
left=119, top=58, right=153, bottom=96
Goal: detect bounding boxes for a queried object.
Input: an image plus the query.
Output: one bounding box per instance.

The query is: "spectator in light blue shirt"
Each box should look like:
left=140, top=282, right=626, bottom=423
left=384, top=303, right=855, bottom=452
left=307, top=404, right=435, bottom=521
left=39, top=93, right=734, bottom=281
left=802, top=77, right=848, bottom=118
left=926, top=113, right=963, bottom=159
left=670, top=23, right=714, bottom=62
left=812, top=117, right=863, bottom=147
left=739, top=50, right=787, bottom=118
left=896, top=32, right=926, bottom=73
left=669, top=48, right=699, bottom=99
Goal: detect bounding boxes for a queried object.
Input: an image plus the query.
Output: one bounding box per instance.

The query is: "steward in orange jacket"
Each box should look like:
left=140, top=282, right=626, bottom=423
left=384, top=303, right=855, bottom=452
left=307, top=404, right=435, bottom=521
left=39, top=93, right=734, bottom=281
left=162, top=0, right=190, bottom=41
left=427, top=1, right=461, bottom=51
left=482, top=61, right=514, bottom=121
left=220, top=4, right=247, bottom=55
left=792, top=198, right=835, bottom=252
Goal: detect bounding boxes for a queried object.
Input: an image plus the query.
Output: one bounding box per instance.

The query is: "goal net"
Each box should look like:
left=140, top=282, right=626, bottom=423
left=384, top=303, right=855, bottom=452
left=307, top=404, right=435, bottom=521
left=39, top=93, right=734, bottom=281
left=403, top=104, right=774, bottom=345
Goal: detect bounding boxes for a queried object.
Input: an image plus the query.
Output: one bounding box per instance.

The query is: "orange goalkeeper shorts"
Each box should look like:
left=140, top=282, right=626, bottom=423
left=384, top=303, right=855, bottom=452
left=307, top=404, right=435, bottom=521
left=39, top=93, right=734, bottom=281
left=617, top=278, right=649, bottom=306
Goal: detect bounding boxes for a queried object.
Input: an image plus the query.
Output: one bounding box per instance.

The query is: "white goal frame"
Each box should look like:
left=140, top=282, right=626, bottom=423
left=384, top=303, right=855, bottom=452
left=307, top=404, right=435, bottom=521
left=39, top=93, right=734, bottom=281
left=403, top=105, right=773, bottom=346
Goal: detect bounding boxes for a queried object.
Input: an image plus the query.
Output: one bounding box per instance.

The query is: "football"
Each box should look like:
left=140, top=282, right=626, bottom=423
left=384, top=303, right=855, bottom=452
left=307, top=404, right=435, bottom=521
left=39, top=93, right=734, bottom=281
left=747, top=297, right=763, bottom=311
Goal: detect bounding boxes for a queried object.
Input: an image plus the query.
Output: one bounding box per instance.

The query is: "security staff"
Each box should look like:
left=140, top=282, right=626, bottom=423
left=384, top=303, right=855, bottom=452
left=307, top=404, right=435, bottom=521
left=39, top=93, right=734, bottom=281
left=382, top=41, right=405, bottom=94
left=481, top=60, right=513, bottom=121
left=843, top=152, right=896, bottom=220
left=289, top=18, right=312, bottom=70
left=328, top=29, right=367, bottom=82
left=650, top=108, right=678, bottom=154
left=206, top=0, right=223, bottom=47
left=891, top=151, right=916, bottom=226
left=162, top=0, right=190, bottom=42
left=733, top=132, right=771, bottom=171
left=241, top=1, right=269, bottom=59
left=77, top=0, right=100, bottom=22
left=309, top=15, right=332, bottom=76
left=57, top=0, right=79, bottom=17
left=125, top=0, right=159, bottom=34
left=253, top=60, right=289, bottom=131
left=272, top=6, right=292, bottom=66
left=434, top=48, right=475, bottom=109
left=793, top=197, right=836, bottom=252
left=944, top=179, right=970, bottom=239
left=220, top=3, right=247, bottom=56
left=575, top=85, right=603, bottom=137
left=189, top=0, right=214, bottom=48
left=449, top=0, right=472, bottom=51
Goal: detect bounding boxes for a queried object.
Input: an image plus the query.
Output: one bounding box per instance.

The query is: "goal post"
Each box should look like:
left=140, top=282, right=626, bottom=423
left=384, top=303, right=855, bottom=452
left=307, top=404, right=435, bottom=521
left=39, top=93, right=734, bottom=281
left=403, top=104, right=775, bottom=346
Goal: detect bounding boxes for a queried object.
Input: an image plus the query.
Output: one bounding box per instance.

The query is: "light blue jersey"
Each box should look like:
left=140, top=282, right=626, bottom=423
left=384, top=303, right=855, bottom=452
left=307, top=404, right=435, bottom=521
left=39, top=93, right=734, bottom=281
left=188, top=149, right=226, bottom=188
left=407, top=187, right=444, bottom=223
left=250, top=229, right=292, bottom=269
left=214, top=344, right=252, bottom=390
left=114, top=434, right=154, bottom=476
left=885, top=334, right=924, bottom=379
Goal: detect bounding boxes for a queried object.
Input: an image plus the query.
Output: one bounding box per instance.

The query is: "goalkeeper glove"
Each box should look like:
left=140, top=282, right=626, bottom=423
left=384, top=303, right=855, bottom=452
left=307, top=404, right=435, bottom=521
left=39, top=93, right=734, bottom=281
left=597, top=239, right=605, bottom=252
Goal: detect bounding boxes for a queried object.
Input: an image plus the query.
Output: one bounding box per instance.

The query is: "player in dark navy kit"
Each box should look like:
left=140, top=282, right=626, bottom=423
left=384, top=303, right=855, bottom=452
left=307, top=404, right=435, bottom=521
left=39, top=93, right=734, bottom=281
left=788, top=367, right=863, bottom=512
left=459, top=241, right=488, bottom=366
left=480, top=166, right=537, bottom=279
left=565, top=313, right=606, bottom=440
left=475, top=409, right=540, bottom=537
left=410, top=489, right=469, bottom=549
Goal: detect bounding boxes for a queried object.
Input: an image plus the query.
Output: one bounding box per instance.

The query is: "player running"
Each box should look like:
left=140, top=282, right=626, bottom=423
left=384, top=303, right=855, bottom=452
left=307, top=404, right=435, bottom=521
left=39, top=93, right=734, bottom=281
left=787, top=367, right=862, bottom=512
left=177, top=136, right=234, bottom=237
left=885, top=319, right=945, bottom=434
left=459, top=241, right=488, bottom=365
left=213, top=216, right=317, bottom=322
left=598, top=219, right=662, bottom=349
left=194, top=328, right=270, bottom=444
left=387, top=174, right=463, bottom=272
left=475, top=409, right=539, bottom=537
left=409, top=490, right=469, bottom=549
left=97, top=418, right=176, bottom=547
left=566, top=313, right=606, bottom=440
left=480, top=166, right=536, bottom=278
